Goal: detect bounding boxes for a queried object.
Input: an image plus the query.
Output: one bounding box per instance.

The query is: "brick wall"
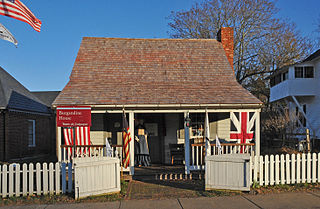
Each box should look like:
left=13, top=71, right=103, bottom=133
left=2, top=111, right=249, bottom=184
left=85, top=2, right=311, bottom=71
left=217, top=27, right=234, bottom=69
left=0, top=111, right=4, bottom=161
left=4, top=110, right=55, bottom=161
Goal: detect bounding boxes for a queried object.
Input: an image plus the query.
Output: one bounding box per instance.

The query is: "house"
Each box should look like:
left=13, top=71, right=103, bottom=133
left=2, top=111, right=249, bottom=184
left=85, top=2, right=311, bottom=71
left=0, top=67, right=56, bottom=162
left=53, top=27, right=262, bottom=174
left=269, top=49, right=320, bottom=139
left=31, top=91, right=60, bottom=107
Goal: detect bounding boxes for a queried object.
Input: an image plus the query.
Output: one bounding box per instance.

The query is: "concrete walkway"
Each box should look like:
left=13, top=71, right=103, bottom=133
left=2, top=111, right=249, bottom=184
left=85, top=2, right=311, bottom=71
left=2, top=191, right=320, bottom=209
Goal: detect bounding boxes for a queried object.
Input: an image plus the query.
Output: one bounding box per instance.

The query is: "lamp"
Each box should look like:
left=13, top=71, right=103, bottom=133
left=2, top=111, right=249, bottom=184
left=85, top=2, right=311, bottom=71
left=185, top=113, right=191, bottom=127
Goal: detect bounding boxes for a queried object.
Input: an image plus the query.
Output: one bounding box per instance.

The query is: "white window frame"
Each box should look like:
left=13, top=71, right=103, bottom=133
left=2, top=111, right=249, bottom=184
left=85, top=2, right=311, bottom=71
left=28, top=120, right=36, bottom=147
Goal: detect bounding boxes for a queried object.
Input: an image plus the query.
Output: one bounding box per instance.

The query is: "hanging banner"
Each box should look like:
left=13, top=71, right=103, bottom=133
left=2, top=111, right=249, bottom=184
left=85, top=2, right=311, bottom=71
left=56, top=106, right=91, bottom=127
left=0, top=23, right=18, bottom=45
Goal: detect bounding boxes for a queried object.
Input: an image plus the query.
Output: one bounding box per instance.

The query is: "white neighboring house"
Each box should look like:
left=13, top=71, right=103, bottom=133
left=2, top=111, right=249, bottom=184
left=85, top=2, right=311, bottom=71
left=270, top=49, right=320, bottom=139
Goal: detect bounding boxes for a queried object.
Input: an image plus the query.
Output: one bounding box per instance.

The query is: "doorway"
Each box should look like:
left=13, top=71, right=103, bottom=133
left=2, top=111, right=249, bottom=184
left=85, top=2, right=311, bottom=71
left=135, top=113, right=164, bottom=164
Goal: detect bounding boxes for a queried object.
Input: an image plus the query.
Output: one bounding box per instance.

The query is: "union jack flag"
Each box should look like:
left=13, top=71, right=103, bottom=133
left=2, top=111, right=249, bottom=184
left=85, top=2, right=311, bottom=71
left=230, top=112, right=257, bottom=147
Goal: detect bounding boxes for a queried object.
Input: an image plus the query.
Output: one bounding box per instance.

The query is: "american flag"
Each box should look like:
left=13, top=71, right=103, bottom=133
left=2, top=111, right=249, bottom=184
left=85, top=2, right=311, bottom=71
left=63, top=127, right=91, bottom=156
left=0, top=0, right=42, bottom=32
left=230, top=112, right=257, bottom=152
left=204, top=110, right=211, bottom=156
left=122, top=111, right=131, bottom=168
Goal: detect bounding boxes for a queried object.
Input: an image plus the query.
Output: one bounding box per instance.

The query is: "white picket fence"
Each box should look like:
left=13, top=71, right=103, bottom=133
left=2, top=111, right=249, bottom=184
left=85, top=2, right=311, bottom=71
left=190, top=143, right=255, bottom=170
left=251, top=153, right=320, bottom=186
left=0, top=162, right=73, bottom=198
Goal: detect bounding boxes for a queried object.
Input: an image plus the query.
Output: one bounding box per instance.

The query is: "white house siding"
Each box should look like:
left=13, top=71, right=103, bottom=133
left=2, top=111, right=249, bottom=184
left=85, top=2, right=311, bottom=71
left=217, top=113, right=231, bottom=141
left=90, top=114, right=110, bottom=145
left=90, top=131, right=110, bottom=145
left=271, top=56, right=320, bottom=139
left=305, top=59, right=320, bottom=138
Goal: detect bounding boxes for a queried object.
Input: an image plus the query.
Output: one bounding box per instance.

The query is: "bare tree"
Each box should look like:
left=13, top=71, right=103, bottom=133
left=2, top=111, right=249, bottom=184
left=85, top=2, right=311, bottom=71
left=168, top=0, right=314, bottom=90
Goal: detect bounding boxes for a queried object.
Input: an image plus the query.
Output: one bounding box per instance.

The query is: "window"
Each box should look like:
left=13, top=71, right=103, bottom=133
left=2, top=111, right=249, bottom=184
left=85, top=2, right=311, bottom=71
left=295, top=67, right=303, bottom=78
left=295, top=66, right=314, bottom=78
left=28, top=120, right=35, bottom=147
left=282, top=71, right=288, bottom=81
left=275, top=74, right=281, bottom=85
left=304, top=66, right=314, bottom=78
left=270, top=77, right=275, bottom=87
left=270, top=70, right=288, bottom=87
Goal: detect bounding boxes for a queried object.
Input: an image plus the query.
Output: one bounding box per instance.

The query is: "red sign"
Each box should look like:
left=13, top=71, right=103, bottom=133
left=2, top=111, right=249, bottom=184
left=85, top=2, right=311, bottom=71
left=56, top=106, right=91, bottom=127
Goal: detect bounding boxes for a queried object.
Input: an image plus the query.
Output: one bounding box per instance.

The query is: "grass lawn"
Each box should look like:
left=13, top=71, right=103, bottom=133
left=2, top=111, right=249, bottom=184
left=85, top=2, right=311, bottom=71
left=1, top=179, right=320, bottom=206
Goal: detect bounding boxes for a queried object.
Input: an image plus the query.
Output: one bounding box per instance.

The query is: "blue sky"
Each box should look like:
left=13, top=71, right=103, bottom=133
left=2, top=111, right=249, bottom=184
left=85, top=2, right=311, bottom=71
left=0, top=0, right=319, bottom=91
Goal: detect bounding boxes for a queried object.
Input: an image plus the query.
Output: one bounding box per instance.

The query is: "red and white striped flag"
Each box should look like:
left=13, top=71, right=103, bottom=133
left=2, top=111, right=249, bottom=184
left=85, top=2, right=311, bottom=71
left=63, top=127, right=91, bottom=156
left=122, top=111, right=131, bottom=168
left=0, top=0, right=42, bottom=32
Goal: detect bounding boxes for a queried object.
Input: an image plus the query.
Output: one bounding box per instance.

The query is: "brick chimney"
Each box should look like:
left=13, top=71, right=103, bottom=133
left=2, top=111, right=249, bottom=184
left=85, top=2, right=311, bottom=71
left=217, top=27, right=234, bottom=69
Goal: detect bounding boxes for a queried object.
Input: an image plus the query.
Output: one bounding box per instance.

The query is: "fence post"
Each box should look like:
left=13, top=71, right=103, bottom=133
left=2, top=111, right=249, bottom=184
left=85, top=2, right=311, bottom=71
left=259, top=156, right=263, bottom=186
left=49, top=163, right=54, bottom=195
left=297, top=154, right=301, bottom=184
left=291, top=154, right=296, bottom=184
left=15, top=164, right=20, bottom=197
left=55, top=162, right=61, bottom=195
left=286, top=154, right=290, bottom=184
left=264, top=155, right=269, bottom=186
left=270, top=155, right=274, bottom=185
left=43, top=163, right=48, bottom=195
left=28, top=163, right=34, bottom=196
left=280, top=154, right=285, bottom=184
left=250, top=155, right=253, bottom=185
left=61, top=163, right=66, bottom=194
left=275, top=155, right=280, bottom=185
left=307, top=153, right=311, bottom=183
left=318, top=153, right=320, bottom=183
left=302, top=154, right=306, bottom=183
left=312, top=153, right=317, bottom=183
left=22, top=164, right=27, bottom=196
left=68, top=162, right=73, bottom=193
left=254, top=155, right=258, bottom=182
left=36, top=163, right=41, bottom=195
left=2, top=164, right=7, bottom=198
left=8, top=164, right=14, bottom=197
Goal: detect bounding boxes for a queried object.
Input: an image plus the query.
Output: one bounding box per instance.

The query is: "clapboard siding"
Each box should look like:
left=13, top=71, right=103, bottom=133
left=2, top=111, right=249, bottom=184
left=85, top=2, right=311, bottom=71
left=217, top=113, right=230, bottom=140
left=270, top=55, right=320, bottom=139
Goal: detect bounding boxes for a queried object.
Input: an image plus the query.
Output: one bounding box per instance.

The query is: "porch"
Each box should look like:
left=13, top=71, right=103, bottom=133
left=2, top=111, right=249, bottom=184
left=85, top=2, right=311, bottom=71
left=56, top=108, right=260, bottom=175
left=59, top=142, right=255, bottom=175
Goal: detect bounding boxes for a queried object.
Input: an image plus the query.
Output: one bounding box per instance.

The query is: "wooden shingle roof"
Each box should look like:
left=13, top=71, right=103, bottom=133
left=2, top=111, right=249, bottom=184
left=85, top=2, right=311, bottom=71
left=53, top=37, right=261, bottom=107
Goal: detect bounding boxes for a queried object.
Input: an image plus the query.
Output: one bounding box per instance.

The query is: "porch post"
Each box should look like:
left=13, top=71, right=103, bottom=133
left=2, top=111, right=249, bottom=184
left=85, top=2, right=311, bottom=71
left=184, top=112, right=190, bottom=174
left=56, top=126, right=61, bottom=161
left=255, top=110, right=260, bottom=157
left=129, top=112, right=135, bottom=175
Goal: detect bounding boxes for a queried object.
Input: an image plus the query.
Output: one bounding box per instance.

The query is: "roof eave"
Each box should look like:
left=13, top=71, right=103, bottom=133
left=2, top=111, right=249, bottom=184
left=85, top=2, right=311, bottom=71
left=52, top=103, right=262, bottom=109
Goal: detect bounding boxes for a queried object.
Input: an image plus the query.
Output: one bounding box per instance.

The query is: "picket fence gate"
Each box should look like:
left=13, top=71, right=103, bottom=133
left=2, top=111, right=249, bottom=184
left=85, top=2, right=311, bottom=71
left=74, top=156, right=120, bottom=199
left=251, top=153, right=320, bottom=186
left=0, top=162, right=73, bottom=198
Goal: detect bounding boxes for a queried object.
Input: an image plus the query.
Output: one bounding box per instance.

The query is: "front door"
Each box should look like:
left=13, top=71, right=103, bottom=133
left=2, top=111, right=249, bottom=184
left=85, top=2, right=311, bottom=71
left=136, top=113, right=164, bottom=164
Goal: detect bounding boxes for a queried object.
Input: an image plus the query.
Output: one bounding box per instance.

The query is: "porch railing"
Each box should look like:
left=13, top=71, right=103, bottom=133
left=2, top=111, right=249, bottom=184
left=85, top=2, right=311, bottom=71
left=60, top=145, right=123, bottom=163
left=190, top=143, right=255, bottom=170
